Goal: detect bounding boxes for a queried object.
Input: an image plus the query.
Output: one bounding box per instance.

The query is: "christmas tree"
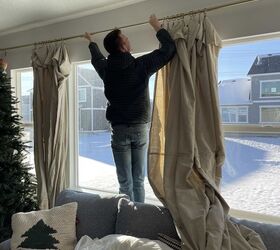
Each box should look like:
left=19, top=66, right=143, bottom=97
left=18, top=219, right=59, bottom=249
left=0, top=58, right=38, bottom=242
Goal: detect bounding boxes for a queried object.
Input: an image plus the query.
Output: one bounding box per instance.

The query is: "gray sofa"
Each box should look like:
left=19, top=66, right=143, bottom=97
left=1, top=189, right=280, bottom=250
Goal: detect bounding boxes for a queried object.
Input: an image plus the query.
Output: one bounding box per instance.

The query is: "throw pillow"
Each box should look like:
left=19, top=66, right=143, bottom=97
left=115, top=198, right=180, bottom=240
left=55, top=189, right=128, bottom=240
left=11, top=202, right=78, bottom=250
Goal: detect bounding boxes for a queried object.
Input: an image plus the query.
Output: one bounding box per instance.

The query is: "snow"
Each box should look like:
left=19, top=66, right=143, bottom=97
left=78, top=132, right=280, bottom=217
left=218, top=78, right=252, bottom=105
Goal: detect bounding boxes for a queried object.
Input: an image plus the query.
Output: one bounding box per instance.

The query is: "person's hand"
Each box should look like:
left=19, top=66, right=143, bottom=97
left=149, top=14, right=162, bottom=32
left=84, top=32, right=93, bottom=42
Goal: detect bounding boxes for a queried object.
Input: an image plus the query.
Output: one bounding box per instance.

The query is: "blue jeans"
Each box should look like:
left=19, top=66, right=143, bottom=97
left=111, top=123, right=148, bottom=202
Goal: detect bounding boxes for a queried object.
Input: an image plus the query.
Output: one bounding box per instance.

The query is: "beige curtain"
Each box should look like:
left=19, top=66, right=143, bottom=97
left=148, top=15, right=266, bottom=250
left=32, top=44, right=71, bottom=209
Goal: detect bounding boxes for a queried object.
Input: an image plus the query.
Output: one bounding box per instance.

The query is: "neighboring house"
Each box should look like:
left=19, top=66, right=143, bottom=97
left=77, top=67, right=110, bottom=132
left=219, top=78, right=252, bottom=124
left=219, top=53, right=280, bottom=125
left=21, top=88, right=33, bottom=123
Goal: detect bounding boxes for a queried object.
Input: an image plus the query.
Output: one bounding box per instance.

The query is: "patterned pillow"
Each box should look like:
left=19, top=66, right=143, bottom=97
left=11, top=202, right=77, bottom=250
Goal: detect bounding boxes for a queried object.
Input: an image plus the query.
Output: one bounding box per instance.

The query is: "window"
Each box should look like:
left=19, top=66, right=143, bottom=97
left=260, top=106, right=280, bottom=123
left=74, top=61, right=158, bottom=202
left=260, top=80, right=280, bottom=98
left=12, top=69, right=34, bottom=171
left=221, top=107, right=248, bottom=123
left=70, top=37, right=280, bottom=218
left=78, top=88, right=87, bottom=102
left=218, top=36, right=280, bottom=218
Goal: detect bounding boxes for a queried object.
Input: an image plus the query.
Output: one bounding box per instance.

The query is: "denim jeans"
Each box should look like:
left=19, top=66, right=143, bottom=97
left=111, top=123, right=149, bottom=202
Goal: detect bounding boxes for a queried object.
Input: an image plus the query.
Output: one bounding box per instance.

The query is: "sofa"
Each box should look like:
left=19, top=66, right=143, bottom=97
left=1, top=189, right=280, bottom=250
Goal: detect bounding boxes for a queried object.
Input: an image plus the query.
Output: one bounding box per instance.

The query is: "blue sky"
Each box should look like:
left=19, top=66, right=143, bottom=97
left=218, top=38, right=280, bottom=81
left=148, top=38, right=280, bottom=97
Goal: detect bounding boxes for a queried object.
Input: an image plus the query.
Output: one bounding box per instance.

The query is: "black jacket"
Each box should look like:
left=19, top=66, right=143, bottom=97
left=88, top=28, right=176, bottom=125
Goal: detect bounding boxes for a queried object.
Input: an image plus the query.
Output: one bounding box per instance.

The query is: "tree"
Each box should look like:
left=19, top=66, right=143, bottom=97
left=0, top=59, right=38, bottom=242
left=18, top=219, right=59, bottom=249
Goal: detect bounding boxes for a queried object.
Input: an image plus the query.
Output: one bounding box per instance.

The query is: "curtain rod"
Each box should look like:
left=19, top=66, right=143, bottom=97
left=0, top=0, right=258, bottom=52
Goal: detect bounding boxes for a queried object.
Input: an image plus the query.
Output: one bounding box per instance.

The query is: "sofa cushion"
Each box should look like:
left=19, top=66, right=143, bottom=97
left=10, top=202, right=77, bottom=250
left=55, top=189, right=127, bottom=240
left=0, top=239, right=10, bottom=250
left=115, top=198, right=180, bottom=240
left=231, top=217, right=280, bottom=250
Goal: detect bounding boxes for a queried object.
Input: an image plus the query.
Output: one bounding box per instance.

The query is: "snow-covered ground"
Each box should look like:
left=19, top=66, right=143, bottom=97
left=78, top=132, right=280, bottom=217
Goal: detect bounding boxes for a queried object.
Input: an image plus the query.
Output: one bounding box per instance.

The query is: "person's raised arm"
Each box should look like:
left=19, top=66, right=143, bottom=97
left=84, top=32, right=107, bottom=80
left=137, top=14, right=176, bottom=76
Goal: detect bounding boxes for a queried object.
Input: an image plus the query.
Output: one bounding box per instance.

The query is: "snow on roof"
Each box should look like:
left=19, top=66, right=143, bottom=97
left=218, top=78, right=251, bottom=106
left=248, top=53, right=280, bottom=75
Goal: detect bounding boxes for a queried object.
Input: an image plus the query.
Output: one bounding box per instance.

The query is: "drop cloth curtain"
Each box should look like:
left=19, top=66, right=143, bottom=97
left=32, top=44, right=71, bottom=209
left=148, top=15, right=266, bottom=250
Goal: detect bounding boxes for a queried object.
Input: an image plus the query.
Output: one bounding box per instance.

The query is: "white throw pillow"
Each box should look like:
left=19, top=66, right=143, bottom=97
left=11, top=202, right=78, bottom=250
left=75, top=234, right=173, bottom=250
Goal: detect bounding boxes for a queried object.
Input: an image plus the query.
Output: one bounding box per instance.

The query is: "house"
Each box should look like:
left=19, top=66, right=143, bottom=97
left=248, top=53, right=280, bottom=124
left=77, top=67, right=109, bottom=131
left=219, top=78, right=252, bottom=124
left=219, top=54, right=280, bottom=125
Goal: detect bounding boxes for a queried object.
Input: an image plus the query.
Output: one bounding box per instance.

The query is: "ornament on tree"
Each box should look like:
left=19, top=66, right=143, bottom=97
left=0, top=58, right=8, bottom=72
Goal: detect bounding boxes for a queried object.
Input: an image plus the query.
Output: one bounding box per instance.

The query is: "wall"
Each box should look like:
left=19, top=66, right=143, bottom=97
left=1, top=0, right=280, bottom=70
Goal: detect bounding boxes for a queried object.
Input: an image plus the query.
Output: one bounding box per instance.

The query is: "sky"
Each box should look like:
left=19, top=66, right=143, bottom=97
left=218, top=37, right=280, bottom=81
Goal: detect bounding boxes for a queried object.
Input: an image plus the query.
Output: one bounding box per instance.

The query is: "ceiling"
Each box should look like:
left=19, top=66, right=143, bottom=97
left=0, top=0, right=148, bottom=36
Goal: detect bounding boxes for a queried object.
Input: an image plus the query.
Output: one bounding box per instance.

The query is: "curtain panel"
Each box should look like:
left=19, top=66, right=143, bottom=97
left=32, top=44, right=71, bottom=209
left=148, top=15, right=266, bottom=250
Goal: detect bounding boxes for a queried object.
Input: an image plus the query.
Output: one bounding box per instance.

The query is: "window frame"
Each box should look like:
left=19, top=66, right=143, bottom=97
left=260, top=79, right=280, bottom=98
left=221, top=106, right=248, bottom=124
left=259, top=105, right=280, bottom=123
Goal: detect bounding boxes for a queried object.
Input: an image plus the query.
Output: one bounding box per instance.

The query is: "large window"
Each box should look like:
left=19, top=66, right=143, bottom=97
left=260, top=106, right=280, bottom=123
left=221, top=107, right=248, bottom=123
left=75, top=62, right=157, bottom=201
left=260, top=80, right=280, bottom=98
left=74, top=37, right=280, bottom=216
left=218, top=36, right=280, bottom=218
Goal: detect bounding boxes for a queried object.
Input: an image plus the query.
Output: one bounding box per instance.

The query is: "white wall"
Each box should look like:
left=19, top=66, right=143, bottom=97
left=1, top=0, right=280, bottom=69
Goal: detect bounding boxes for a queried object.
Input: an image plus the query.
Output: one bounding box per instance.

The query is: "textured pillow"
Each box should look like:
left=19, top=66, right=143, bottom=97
left=11, top=202, right=77, bottom=250
left=55, top=189, right=128, bottom=240
left=115, top=198, right=180, bottom=240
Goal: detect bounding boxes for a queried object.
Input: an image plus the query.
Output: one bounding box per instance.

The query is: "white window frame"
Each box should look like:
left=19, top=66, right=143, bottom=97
left=259, top=105, right=280, bottom=124
left=259, top=79, right=280, bottom=98
left=221, top=106, right=248, bottom=123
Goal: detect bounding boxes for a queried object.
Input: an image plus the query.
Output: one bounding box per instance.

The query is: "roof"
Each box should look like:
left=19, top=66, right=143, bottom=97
left=77, top=66, right=103, bottom=87
left=218, top=78, right=251, bottom=106
left=248, top=53, right=280, bottom=75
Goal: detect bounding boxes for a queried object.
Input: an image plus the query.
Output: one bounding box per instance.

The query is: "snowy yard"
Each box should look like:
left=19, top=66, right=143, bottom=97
left=78, top=132, right=280, bottom=217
